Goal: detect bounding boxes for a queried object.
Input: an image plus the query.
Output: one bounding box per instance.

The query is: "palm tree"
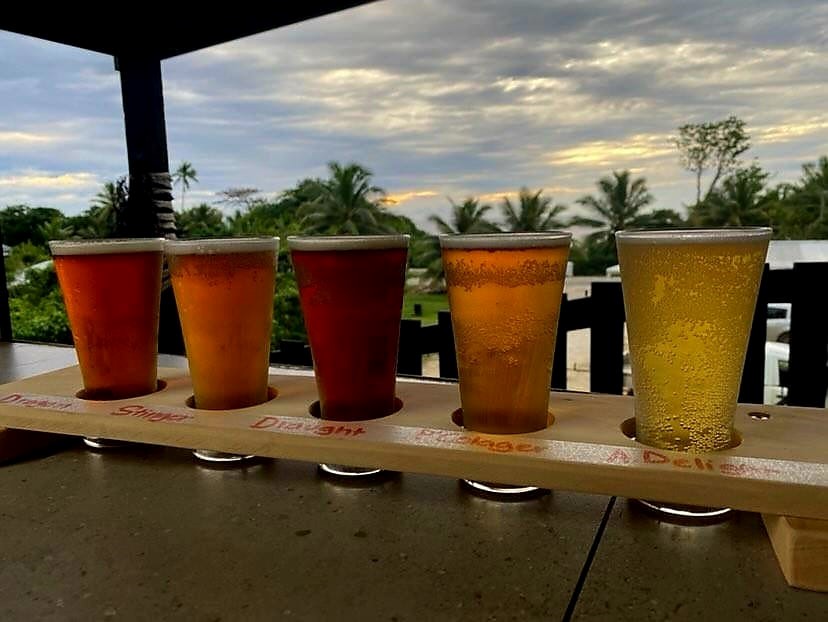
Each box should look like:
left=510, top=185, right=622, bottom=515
left=695, top=165, right=770, bottom=227
left=87, top=178, right=128, bottom=237
left=298, top=162, right=390, bottom=235
left=38, top=217, right=74, bottom=242
left=801, top=155, right=828, bottom=189
left=177, top=203, right=227, bottom=238
left=572, top=170, right=655, bottom=239
left=419, top=198, right=498, bottom=290
left=800, top=156, right=828, bottom=234
left=500, top=187, right=567, bottom=232
left=428, top=197, right=498, bottom=235
left=765, top=157, right=828, bottom=238
left=172, top=161, right=198, bottom=211
left=571, top=170, right=681, bottom=269
left=570, top=171, right=681, bottom=246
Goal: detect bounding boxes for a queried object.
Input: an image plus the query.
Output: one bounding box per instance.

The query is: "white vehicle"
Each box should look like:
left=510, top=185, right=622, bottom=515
left=764, top=341, right=789, bottom=405
left=766, top=303, right=791, bottom=343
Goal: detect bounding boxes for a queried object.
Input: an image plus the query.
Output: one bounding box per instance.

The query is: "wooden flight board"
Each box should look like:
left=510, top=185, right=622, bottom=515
left=0, top=365, right=825, bottom=591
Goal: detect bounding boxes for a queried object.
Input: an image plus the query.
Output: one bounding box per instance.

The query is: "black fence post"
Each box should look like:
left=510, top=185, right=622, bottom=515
left=589, top=281, right=625, bottom=394
left=270, top=340, right=312, bottom=367
left=0, top=228, right=12, bottom=342
left=787, top=262, right=828, bottom=407
left=739, top=264, right=769, bottom=404
left=551, top=294, right=568, bottom=390
left=437, top=310, right=458, bottom=379
left=398, top=319, right=423, bottom=376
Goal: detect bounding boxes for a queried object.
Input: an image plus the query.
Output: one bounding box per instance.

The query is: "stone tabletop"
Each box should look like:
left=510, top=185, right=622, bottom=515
left=0, top=342, right=824, bottom=621
left=571, top=499, right=827, bottom=621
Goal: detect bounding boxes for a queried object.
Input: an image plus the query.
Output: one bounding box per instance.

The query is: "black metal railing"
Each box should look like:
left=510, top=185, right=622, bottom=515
left=4, top=253, right=822, bottom=408
left=350, top=262, right=827, bottom=408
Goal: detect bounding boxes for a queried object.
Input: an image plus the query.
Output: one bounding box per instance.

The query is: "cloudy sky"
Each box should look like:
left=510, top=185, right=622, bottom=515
left=1, top=0, right=826, bottom=231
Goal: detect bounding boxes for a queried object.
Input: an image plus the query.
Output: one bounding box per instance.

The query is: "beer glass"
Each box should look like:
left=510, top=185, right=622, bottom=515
left=289, top=235, right=409, bottom=477
left=441, top=232, right=571, bottom=494
left=616, top=227, right=771, bottom=517
left=51, top=238, right=164, bottom=449
left=167, top=237, right=278, bottom=463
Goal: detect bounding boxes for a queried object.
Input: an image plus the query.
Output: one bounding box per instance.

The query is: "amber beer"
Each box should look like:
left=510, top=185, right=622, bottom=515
left=50, top=238, right=164, bottom=399
left=288, top=235, right=409, bottom=421
left=617, top=228, right=771, bottom=453
left=167, top=238, right=278, bottom=411
left=441, top=232, right=571, bottom=434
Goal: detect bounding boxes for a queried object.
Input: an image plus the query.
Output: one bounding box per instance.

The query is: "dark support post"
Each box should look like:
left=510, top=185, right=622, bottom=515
left=0, top=229, right=12, bottom=341
left=398, top=319, right=423, bottom=376
left=739, top=264, right=769, bottom=404
left=437, top=310, right=458, bottom=379
left=764, top=268, right=793, bottom=303
left=118, top=56, right=170, bottom=176
left=116, top=55, right=183, bottom=354
left=551, top=295, right=568, bottom=390
left=787, top=262, right=828, bottom=407
left=589, top=282, right=625, bottom=395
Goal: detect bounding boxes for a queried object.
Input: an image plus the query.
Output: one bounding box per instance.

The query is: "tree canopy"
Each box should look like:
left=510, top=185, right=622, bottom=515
left=500, top=187, right=567, bottom=232
left=5, top=140, right=828, bottom=349
left=674, top=115, right=750, bottom=206
left=297, top=162, right=392, bottom=235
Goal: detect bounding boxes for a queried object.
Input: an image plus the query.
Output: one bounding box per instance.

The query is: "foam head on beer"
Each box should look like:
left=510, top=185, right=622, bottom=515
left=288, top=235, right=409, bottom=422
left=50, top=238, right=165, bottom=400
left=616, top=227, right=771, bottom=452
left=440, top=232, right=571, bottom=434
left=166, top=237, right=279, bottom=410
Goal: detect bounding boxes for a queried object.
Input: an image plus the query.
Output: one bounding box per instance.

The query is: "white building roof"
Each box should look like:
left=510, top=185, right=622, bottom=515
left=767, top=240, right=828, bottom=269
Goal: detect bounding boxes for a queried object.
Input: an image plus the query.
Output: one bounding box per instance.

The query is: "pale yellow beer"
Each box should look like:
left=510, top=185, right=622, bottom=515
left=617, top=228, right=771, bottom=452
left=441, top=233, right=571, bottom=434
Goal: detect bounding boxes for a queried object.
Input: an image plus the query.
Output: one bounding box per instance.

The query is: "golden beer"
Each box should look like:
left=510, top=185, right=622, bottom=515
left=617, top=228, right=771, bottom=452
left=167, top=238, right=278, bottom=411
left=441, top=233, right=571, bottom=434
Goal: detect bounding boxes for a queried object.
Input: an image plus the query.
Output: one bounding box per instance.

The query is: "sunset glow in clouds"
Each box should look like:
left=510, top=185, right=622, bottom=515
left=0, top=0, right=826, bottom=230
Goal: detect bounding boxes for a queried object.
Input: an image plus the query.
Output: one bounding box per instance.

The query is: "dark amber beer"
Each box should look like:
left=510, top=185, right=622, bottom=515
left=289, top=235, right=409, bottom=422
left=617, top=228, right=771, bottom=453
left=167, top=238, right=278, bottom=411
left=441, top=233, right=571, bottom=434
left=50, top=239, right=164, bottom=400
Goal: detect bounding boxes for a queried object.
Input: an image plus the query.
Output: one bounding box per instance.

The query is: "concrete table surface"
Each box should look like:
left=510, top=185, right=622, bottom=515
left=571, top=500, right=827, bottom=621
left=0, top=342, right=609, bottom=621
left=0, top=342, right=825, bottom=621
left=0, top=448, right=611, bottom=621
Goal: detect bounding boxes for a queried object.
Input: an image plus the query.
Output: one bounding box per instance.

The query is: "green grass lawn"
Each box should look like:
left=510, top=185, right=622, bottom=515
left=402, top=292, right=448, bottom=325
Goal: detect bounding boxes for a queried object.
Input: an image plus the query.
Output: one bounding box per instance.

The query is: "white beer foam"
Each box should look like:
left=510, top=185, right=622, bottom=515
left=164, top=237, right=279, bottom=255
left=49, top=238, right=165, bottom=255
left=287, top=235, right=410, bottom=251
left=616, top=228, right=772, bottom=245
left=439, top=232, right=572, bottom=249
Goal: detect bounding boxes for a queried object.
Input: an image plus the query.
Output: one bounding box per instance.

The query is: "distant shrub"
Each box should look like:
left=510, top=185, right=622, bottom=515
left=8, top=264, right=72, bottom=344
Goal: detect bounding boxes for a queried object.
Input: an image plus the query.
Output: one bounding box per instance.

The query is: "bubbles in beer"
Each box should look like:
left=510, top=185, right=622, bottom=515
left=446, top=257, right=565, bottom=291
left=619, top=240, right=767, bottom=452
left=444, top=246, right=568, bottom=434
